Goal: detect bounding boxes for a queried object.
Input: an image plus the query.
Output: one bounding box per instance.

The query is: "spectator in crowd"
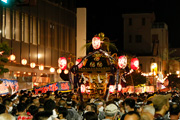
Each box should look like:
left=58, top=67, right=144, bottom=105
left=66, top=98, right=81, bottom=120
left=94, top=100, right=105, bottom=120
left=169, top=102, right=180, bottom=120
left=152, top=94, right=171, bottom=120
left=83, top=112, right=98, bottom=120
left=103, top=103, right=119, bottom=120
left=16, top=103, right=33, bottom=120
left=142, top=105, right=155, bottom=116
left=44, top=99, right=58, bottom=119
left=33, top=111, right=52, bottom=120
left=124, top=111, right=140, bottom=120
left=0, top=113, right=16, bottom=120
left=0, top=104, right=6, bottom=114
left=123, top=98, right=135, bottom=113
left=59, top=99, right=67, bottom=107
left=140, top=112, right=154, bottom=120
left=33, top=98, right=40, bottom=107
left=57, top=107, right=68, bottom=120
left=3, top=98, right=13, bottom=113
left=27, top=105, right=38, bottom=117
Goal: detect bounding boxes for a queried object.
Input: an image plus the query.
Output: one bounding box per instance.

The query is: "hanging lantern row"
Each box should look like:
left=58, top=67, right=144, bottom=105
left=118, top=56, right=139, bottom=70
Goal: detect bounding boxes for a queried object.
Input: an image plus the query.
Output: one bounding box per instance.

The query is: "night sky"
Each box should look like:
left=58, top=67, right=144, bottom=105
left=76, top=0, right=180, bottom=52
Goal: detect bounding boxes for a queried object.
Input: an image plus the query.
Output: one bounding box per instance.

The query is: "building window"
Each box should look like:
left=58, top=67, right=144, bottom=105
left=142, top=18, right=145, bottom=26
left=129, top=35, right=132, bottom=43
left=129, top=18, right=132, bottom=26
left=135, top=35, right=142, bottom=43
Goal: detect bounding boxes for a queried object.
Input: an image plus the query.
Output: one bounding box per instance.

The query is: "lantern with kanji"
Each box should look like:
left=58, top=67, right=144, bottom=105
left=92, top=37, right=101, bottom=50
left=58, top=57, right=67, bottom=70
left=81, top=84, right=86, bottom=93
left=109, top=85, right=115, bottom=93
left=131, top=58, right=139, bottom=70
left=76, top=59, right=83, bottom=68
left=118, top=55, right=127, bottom=69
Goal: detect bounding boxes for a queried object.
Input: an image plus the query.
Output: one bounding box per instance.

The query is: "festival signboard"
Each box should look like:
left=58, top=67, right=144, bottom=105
left=0, top=79, right=19, bottom=95
left=34, top=82, right=71, bottom=94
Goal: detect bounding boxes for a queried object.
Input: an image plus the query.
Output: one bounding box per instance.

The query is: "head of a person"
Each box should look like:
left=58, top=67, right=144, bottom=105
left=3, top=98, right=13, bottom=113
left=85, top=103, right=97, bottom=114
left=123, top=98, right=135, bottom=113
left=0, top=96, right=3, bottom=104
left=27, top=105, right=39, bottom=116
left=169, top=102, right=180, bottom=119
left=66, top=98, right=73, bottom=107
left=0, top=113, right=16, bottom=120
left=124, top=111, right=140, bottom=120
left=19, top=95, right=28, bottom=103
left=59, top=99, right=66, bottom=107
left=38, top=106, right=44, bottom=112
left=140, top=112, right=154, bottom=120
left=58, top=107, right=68, bottom=119
left=83, top=111, right=98, bottom=120
left=17, top=103, right=27, bottom=113
left=0, top=104, right=6, bottom=114
left=152, top=94, right=171, bottom=114
left=33, top=98, right=40, bottom=107
left=44, top=99, right=56, bottom=111
left=94, top=100, right=104, bottom=112
left=104, top=103, right=119, bottom=118
left=33, top=111, right=52, bottom=120
left=142, top=105, right=155, bottom=116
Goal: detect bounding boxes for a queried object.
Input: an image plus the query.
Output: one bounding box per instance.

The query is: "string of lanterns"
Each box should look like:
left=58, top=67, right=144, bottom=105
left=8, top=54, right=56, bottom=73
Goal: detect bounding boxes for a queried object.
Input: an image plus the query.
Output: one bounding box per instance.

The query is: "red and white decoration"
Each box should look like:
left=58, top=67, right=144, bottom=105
left=81, top=84, right=86, bottom=93
left=131, top=58, right=139, bottom=70
left=109, top=85, right=115, bottom=93
left=92, top=37, right=101, bottom=50
left=76, top=58, right=83, bottom=68
left=118, top=55, right=127, bottom=69
left=58, top=57, right=67, bottom=70
left=118, top=84, right=122, bottom=92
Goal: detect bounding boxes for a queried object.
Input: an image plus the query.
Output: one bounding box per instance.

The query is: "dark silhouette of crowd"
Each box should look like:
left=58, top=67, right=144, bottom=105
left=0, top=90, right=180, bottom=120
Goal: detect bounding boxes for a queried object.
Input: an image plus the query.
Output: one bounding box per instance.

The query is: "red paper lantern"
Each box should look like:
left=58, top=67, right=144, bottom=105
left=92, top=37, right=101, bottom=49
left=109, top=85, right=115, bottom=93
left=81, top=84, right=86, bottom=93
left=118, top=84, right=122, bottom=92
left=76, top=59, right=83, bottom=68
left=118, top=56, right=127, bottom=69
left=131, top=58, right=139, bottom=70
left=58, top=57, right=67, bottom=70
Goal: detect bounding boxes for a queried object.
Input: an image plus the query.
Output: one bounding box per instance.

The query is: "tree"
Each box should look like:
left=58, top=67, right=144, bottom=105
left=0, top=42, right=11, bottom=75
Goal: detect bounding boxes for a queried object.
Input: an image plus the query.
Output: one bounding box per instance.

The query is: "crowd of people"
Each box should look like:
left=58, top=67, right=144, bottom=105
left=0, top=90, right=180, bottom=120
